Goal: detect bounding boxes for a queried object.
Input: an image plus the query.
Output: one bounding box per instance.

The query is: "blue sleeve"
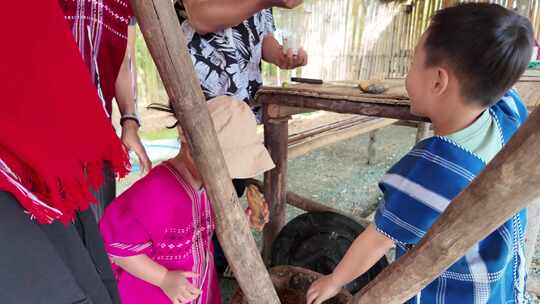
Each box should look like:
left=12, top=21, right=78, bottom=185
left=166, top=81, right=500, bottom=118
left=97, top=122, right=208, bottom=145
left=501, top=89, right=528, bottom=124
left=374, top=173, right=443, bottom=247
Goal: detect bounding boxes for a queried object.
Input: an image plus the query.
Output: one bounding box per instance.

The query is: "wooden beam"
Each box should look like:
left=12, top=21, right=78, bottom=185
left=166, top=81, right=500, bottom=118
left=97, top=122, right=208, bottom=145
left=288, top=118, right=396, bottom=160
left=526, top=198, right=540, bottom=272
left=259, top=94, right=428, bottom=122
left=354, top=106, right=540, bottom=304
left=263, top=106, right=289, bottom=264
left=367, top=130, right=378, bottom=165
left=130, top=1, right=280, bottom=303
left=288, top=116, right=373, bottom=144
left=245, top=179, right=371, bottom=229
left=246, top=179, right=338, bottom=214
left=265, top=104, right=314, bottom=119
left=415, top=122, right=432, bottom=143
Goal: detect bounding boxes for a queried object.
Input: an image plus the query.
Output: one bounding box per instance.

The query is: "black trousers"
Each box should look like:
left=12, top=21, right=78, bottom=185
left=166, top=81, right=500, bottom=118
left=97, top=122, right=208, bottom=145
left=0, top=191, right=119, bottom=304
left=89, top=161, right=116, bottom=220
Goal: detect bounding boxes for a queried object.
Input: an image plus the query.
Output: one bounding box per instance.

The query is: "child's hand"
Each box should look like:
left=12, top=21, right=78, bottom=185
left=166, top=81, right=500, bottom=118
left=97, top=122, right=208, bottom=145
left=245, top=184, right=270, bottom=231
left=159, top=270, right=201, bottom=304
left=306, top=274, right=342, bottom=304
left=245, top=205, right=270, bottom=231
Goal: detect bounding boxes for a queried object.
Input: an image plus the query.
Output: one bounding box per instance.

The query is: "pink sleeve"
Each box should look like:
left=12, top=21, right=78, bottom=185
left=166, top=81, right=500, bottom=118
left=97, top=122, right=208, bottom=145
left=99, top=197, right=152, bottom=258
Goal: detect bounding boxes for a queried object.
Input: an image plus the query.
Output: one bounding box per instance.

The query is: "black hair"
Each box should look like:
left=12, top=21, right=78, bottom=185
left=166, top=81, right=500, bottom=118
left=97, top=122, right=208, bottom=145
left=424, top=3, right=534, bottom=106
left=147, top=102, right=179, bottom=129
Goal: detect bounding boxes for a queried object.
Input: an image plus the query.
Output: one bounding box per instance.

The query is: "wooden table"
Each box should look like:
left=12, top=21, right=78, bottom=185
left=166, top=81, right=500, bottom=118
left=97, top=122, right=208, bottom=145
left=256, top=77, right=540, bottom=262
left=255, top=80, right=426, bottom=262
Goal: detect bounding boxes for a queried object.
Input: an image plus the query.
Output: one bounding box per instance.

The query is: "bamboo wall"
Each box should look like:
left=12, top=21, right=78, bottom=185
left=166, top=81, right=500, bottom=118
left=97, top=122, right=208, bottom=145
left=134, top=0, right=540, bottom=106
left=267, top=0, right=540, bottom=84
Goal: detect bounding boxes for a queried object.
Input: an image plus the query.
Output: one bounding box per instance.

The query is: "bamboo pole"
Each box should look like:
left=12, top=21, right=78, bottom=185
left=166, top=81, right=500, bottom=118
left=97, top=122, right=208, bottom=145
left=354, top=107, right=540, bottom=304
left=415, top=122, right=432, bottom=143
left=288, top=118, right=396, bottom=159
left=526, top=198, right=540, bottom=272
left=129, top=1, right=280, bottom=303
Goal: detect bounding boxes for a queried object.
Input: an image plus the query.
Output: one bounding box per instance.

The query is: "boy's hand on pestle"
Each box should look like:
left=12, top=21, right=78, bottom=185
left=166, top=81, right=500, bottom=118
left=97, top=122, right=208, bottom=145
left=306, top=274, right=342, bottom=304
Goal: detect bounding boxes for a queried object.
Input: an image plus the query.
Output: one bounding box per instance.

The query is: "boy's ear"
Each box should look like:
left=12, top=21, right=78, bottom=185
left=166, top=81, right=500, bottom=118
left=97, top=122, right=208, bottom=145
left=433, top=67, right=449, bottom=96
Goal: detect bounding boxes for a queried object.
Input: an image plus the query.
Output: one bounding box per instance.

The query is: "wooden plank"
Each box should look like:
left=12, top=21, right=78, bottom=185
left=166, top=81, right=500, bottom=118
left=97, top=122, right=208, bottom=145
left=263, top=105, right=289, bottom=264
left=288, top=118, right=396, bottom=159
left=415, top=122, right=432, bottom=143
left=130, top=1, right=280, bottom=303
left=259, top=94, right=427, bottom=122
left=258, top=79, right=538, bottom=123
left=526, top=199, right=540, bottom=272
left=265, top=104, right=314, bottom=119
left=515, top=81, right=540, bottom=109
left=354, top=106, right=540, bottom=304
left=246, top=179, right=372, bottom=229
left=367, top=130, right=378, bottom=165
left=288, top=117, right=373, bottom=144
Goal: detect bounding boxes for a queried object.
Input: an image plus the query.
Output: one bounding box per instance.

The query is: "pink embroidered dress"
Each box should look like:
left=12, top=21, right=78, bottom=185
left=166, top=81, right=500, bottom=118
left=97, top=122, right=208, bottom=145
left=99, top=162, right=220, bottom=304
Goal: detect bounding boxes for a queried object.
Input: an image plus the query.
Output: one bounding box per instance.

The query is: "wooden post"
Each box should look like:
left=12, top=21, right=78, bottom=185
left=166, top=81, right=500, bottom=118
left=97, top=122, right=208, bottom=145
left=246, top=178, right=362, bottom=221
left=130, top=1, right=280, bottom=303
left=526, top=198, right=540, bottom=272
left=415, top=122, right=431, bottom=143
left=367, top=130, right=377, bottom=165
left=354, top=106, right=540, bottom=304
left=263, top=104, right=290, bottom=263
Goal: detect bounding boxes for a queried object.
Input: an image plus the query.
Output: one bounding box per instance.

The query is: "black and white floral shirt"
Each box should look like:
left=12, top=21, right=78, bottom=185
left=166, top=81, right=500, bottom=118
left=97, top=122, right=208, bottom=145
left=175, top=2, right=275, bottom=104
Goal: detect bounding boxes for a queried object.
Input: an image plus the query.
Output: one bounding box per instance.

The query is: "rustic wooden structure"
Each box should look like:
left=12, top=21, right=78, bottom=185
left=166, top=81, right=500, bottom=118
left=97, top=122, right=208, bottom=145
left=257, top=81, right=425, bottom=261
left=130, top=1, right=280, bottom=303
left=258, top=77, right=540, bottom=263
left=129, top=0, right=540, bottom=302
left=353, top=105, right=540, bottom=304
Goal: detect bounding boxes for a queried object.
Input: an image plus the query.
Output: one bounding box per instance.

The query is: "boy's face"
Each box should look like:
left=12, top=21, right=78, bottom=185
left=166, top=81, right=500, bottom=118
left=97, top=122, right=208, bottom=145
left=406, top=32, right=447, bottom=117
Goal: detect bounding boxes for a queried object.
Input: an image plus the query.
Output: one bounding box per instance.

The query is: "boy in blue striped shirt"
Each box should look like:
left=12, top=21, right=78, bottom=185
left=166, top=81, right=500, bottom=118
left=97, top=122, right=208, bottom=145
left=307, top=3, right=534, bottom=304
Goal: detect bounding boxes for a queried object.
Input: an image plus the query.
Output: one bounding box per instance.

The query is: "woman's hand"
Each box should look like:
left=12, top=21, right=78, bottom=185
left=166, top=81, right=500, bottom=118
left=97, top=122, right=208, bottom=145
left=159, top=270, right=201, bottom=304
left=262, top=34, right=308, bottom=70
left=121, top=121, right=152, bottom=175
left=276, top=47, right=308, bottom=70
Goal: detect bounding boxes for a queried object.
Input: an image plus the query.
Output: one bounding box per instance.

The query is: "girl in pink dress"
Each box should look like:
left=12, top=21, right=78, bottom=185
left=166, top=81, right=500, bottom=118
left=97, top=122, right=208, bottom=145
left=99, top=96, right=275, bottom=304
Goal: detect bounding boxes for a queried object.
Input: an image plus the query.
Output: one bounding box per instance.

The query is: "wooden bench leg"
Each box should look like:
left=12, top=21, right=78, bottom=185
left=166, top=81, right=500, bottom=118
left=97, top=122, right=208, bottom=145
left=367, top=130, right=377, bottom=165
left=263, top=106, right=290, bottom=264
left=526, top=198, right=540, bottom=273
left=415, top=122, right=431, bottom=143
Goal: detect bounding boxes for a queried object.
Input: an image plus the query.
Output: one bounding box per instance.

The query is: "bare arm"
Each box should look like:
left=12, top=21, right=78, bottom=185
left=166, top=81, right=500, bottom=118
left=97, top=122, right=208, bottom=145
left=182, top=0, right=303, bottom=34
left=332, top=224, right=393, bottom=285
left=306, top=224, right=394, bottom=304
left=113, top=255, right=201, bottom=303
left=115, top=28, right=152, bottom=175
left=115, top=29, right=137, bottom=120
left=112, top=255, right=167, bottom=287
